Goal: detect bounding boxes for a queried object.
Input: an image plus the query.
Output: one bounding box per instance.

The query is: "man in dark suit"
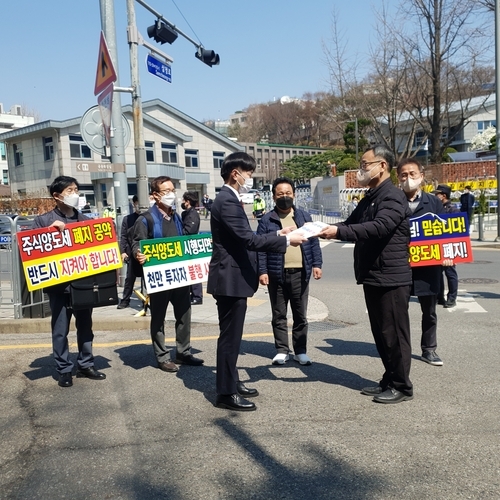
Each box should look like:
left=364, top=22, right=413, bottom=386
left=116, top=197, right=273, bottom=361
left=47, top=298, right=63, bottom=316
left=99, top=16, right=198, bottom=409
left=397, top=159, right=445, bottom=367
left=207, top=152, right=307, bottom=411
left=460, top=185, right=475, bottom=230
left=117, top=195, right=141, bottom=309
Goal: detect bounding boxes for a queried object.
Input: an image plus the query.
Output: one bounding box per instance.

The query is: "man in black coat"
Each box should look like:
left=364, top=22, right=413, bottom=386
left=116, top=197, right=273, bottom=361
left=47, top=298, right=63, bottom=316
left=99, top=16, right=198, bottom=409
left=181, top=191, right=203, bottom=305
left=460, top=185, right=475, bottom=230
left=320, top=145, right=413, bottom=404
left=397, top=159, right=445, bottom=367
left=207, top=152, right=307, bottom=411
left=117, top=195, right=140, bottom=309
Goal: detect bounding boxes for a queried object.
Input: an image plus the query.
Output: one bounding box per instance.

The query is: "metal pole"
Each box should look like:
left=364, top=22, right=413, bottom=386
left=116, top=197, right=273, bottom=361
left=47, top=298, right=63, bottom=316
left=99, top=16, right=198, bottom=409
left=100, top=0, right=129, bottom=218
left=355, top=118, right=359, bottom=162
left=126, top=0, right=149, bottom=211
left=496, top=0, right=500, bottom=240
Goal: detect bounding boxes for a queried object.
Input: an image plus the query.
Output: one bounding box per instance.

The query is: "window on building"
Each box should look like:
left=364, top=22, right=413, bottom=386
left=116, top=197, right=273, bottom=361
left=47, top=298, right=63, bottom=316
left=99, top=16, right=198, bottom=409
left=161, top=143, right=177, bottom=163
left=69, top=134, right=91, bottom=159
left=43, top=136, right=54, bottom=161
left=213, top=151, right=224, bottom=169
left=145, top=141, right=155, bottom=162
left=477, top=120, right=496, bottom=132
left=256, top=158, right=262, bottom=170
left=3, top=170, right=8, bottom=184
left=414, top=131, right=426, bottom=147
left=0, top=143, right=6, bottom=161
left=13, top=143, right=23, bottom=166
left=185, top=149, right=199, bottom=168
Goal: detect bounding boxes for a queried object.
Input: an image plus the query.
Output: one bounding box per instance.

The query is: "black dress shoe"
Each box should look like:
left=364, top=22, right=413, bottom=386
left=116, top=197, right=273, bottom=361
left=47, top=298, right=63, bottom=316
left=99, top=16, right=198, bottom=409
left=174, top=354, right=204, bottom=366
left=117, top=301, right=129, bottom=309
left=361, top=385, right=384, bottom=396
left=437, top=297, right=446, bottom=306
left=158, top=360, right=179, bottom=372
left=373, top=387, right=413, bottom=404
left=58, top=372, right=73, bottom=387
left=190, top=299, right=203, bottom=305
left=215, top=394, right=256, bottom=412
left=236, top=381, right=259, bottom=398
left=444, top=299, right=456, bottom=308
left=76, top=367, right=106, bottom=380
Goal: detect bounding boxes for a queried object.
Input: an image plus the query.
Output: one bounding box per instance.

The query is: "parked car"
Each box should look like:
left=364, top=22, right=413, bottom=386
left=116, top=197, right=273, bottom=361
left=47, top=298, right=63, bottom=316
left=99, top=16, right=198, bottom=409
left=240, top=189, right=259, bottom=204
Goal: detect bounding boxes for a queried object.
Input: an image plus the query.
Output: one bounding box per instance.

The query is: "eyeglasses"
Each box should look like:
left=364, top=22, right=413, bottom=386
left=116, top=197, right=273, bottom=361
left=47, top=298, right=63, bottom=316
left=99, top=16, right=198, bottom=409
left=157, top=189, right=176, bottom=195
left=359, top=160, right=382, bottom=170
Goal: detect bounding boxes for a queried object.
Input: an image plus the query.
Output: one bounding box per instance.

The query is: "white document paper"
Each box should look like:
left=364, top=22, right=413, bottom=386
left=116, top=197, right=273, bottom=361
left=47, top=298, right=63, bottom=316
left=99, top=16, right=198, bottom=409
left=289, top=221, right=330, bottom=239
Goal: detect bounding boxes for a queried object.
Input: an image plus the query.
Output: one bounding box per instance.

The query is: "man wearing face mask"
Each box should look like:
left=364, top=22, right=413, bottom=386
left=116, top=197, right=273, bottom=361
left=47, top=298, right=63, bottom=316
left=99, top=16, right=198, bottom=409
left=319, top=145, right=414, bottom=404
left=181, top=191, right=203, bottom=305
left=397, top=159, right=445, bottom=367
left=131, top=176, right=204, bottom=372
left=33, top=176, right=106, bottom=387
left=117, top=195, right=141, bottom=309
left=257, top=177, right=322, bottom=366
left=208, top=153, right=308, bottom=411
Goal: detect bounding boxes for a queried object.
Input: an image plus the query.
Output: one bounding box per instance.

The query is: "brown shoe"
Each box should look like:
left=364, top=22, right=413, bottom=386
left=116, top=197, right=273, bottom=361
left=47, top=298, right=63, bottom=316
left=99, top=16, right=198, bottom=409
left=157, top=360, right=179, bottom=372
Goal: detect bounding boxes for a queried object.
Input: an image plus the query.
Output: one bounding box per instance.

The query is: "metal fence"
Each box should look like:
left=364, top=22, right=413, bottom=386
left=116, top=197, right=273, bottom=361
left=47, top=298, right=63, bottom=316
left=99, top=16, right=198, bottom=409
left=0, top=215, right=50, bottom=320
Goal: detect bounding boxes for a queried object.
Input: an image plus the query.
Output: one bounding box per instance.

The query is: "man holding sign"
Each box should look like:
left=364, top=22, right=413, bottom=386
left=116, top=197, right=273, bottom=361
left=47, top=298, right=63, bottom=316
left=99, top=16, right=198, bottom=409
left=131, top=176, right=204, bottom=373
left=33, top=176, right=106, bottom=388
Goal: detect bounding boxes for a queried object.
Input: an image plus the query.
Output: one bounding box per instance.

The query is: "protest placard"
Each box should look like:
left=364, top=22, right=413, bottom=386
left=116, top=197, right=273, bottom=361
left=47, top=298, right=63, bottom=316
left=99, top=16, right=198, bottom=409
left=140, top=233, right=213, bottom=294
left=18, top=218, right=122, bottom=291
left=408, top=212, right=473, bottom=267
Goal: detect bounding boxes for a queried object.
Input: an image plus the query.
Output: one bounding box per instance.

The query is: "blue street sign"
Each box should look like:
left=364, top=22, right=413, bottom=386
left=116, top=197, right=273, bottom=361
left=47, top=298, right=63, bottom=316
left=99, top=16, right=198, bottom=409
left=0, top=234, right=11, bottom=244
left=146, top=54, right=172, bottom=83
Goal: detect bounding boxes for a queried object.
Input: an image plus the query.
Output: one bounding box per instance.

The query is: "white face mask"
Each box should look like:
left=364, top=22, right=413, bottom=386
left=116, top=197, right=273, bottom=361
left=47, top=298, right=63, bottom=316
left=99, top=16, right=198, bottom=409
left=356, top=165, right=380, bottom=187
left=62, top=192, right=79, bottom=208
left=161, top=193, right=176, bottom=208
left=401, top=176, right=422, bottom=193
left=236, top=171, right=253, bottom=194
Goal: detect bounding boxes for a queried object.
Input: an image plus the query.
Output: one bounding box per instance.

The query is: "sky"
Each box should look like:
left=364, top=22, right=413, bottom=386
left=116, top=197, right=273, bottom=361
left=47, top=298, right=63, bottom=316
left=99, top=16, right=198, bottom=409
left=2, top=0, right=484, bottom=125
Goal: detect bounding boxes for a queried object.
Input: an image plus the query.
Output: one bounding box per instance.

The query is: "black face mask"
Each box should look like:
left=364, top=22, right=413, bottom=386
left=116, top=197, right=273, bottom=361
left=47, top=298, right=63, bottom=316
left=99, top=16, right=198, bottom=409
left=181, top=202, right=187, bottom=210
left=276, top=196, right=293, bottom=210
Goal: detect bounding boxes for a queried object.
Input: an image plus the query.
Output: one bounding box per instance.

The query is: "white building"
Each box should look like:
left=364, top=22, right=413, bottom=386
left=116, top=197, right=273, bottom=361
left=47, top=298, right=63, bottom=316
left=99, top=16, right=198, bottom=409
left=0, top=103, right=36, bottom=186
left=0, top=99, right=243, bottom=210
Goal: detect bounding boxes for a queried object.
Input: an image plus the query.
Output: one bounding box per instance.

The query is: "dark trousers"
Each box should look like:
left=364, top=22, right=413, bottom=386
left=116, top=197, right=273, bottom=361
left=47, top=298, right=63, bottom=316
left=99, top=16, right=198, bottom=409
left=417, top=295, right=437, bottom=353
left=149, top=286, right=192, bottom=363
left=268, top=270, right=309, bottom=355
left=190, top=283, right=203, bottom=302
left=214, top=295, right=247, bottom=395
left=121, top=259, right=138, bottom=304
left=48, top=292, right=94, bottom=374
left=363, top=284, right=413, bottom=396
left=439, top=266, right=458, bottom=302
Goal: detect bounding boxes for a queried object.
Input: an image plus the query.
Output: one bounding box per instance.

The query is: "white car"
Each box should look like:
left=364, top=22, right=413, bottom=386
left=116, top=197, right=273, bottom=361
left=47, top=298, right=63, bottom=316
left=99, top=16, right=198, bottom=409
left=240, top=189, right=259, bottom=204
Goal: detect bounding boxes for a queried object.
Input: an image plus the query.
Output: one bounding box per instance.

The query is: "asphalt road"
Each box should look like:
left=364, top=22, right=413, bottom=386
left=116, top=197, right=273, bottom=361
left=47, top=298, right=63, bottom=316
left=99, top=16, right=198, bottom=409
left=1, top=234, right=500, bottom=499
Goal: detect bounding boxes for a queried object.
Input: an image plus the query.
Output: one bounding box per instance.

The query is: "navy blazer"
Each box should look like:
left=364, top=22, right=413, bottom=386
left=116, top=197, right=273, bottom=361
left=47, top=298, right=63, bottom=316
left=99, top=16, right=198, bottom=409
left=207, top=185, right=287, bottom=298
left=410, top=191, right=443, bottom=296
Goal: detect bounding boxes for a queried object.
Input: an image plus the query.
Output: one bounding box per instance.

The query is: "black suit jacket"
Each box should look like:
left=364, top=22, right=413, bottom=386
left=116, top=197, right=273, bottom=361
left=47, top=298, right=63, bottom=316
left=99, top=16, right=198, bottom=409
left=207, top=185, right=287, bottom=298
left=410, top=191, right=443, bottom=296
left=119, top=212, right=140, bottom=255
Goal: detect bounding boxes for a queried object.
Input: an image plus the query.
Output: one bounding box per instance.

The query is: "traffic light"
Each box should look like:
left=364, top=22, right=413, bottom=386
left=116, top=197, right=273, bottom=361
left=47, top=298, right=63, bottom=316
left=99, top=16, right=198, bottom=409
left=195, top=48, right=220, bottom=67
left=147, top=20, right=178, bottom=45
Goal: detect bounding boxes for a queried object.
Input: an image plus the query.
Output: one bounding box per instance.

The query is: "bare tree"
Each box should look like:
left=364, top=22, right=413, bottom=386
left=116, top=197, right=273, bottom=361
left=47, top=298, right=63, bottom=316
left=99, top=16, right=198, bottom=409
left=394, top=0, right=492, bottom=163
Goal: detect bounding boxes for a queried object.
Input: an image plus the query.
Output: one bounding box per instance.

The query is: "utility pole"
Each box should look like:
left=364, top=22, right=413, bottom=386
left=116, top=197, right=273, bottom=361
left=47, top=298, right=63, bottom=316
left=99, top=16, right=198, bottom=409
left=495, top=0, right=500, bottom=241
left=126, top=0, right=149, bottom=212
left=99, top=0, right=129, bottom=218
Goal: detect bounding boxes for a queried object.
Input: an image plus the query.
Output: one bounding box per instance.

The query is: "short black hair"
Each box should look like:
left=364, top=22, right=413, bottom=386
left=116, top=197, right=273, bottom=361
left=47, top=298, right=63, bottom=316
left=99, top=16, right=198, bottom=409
left=150, top=176, right=172, bottom=193
left=272, top=176, right=295, bottom=195
left=132, top=195, right=138, bottom=203
left=49, top=176, right=79, bottom=196
left=396, top=157, right=424, bottom=174
left=220, top=152, right=256, bottom=181
left=183, top=191, right=199, bottom=207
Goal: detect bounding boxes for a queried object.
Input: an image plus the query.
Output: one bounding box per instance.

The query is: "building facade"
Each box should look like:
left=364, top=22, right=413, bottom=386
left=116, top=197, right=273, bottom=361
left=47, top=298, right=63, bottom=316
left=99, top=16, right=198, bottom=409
left=0, top=99, right=243, bottom=212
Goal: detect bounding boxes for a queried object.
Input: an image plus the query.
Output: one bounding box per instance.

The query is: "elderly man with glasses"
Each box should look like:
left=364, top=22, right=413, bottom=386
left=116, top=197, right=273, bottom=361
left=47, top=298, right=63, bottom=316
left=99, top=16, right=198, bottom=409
left=319, top=145, right=414, bottom=404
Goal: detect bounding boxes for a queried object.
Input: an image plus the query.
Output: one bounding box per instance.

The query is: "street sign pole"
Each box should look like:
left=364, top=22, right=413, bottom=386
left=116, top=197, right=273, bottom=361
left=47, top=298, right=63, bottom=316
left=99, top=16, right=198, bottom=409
left=126, top=0, right=150, bottom=213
